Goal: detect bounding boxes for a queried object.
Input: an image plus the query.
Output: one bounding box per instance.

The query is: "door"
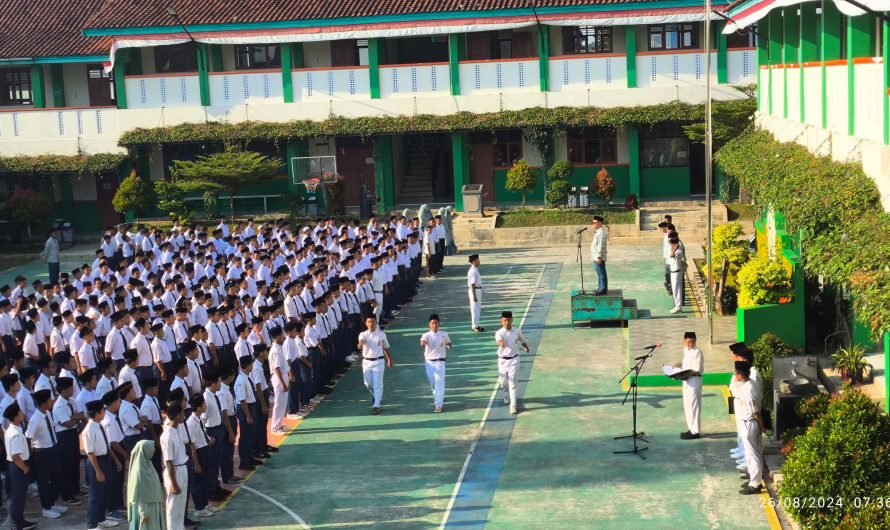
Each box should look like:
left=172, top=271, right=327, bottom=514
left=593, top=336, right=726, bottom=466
left=512, top=32, right=534, bottom=58
left=467, top=32, right=492, bottom=60
left=689, top=142, right=706, bottom=195
left=335, top=137, right=375, bottom=206
left=331, top=40, right=358, bottom=67
left=86, top=64, right=116, bottom=107
left=469, top=140, right=496, bottom=203
left=96, top=173, right=123, bottom=227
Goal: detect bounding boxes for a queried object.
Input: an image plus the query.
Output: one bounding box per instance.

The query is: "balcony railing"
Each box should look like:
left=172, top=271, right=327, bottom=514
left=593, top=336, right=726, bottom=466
left=125, top=73, right=202, bottom=109
left=0, top=106, right=119, bottom=156
left=209, top=70, right=284, bottom=105
left=293, top=66, right=370, bottom=100
left=548, top=54, right=627, bottom=92
left=379, top=63, right=450, bottom=98
left=458, top=58, right=540, bottom=95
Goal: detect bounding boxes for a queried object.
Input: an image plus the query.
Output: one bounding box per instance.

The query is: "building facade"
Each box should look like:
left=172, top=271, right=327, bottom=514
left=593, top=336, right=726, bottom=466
left=0, top=0, right=758, bottom=230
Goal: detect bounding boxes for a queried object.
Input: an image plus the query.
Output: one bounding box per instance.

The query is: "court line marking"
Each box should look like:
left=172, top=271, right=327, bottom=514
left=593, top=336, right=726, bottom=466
left=241, top=484, right=312, bottom=529
left=438, top=264, right=548, bottom=530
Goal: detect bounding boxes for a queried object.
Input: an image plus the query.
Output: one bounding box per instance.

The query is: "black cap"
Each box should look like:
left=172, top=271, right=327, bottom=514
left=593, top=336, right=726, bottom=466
left=429, top=314, right=440, bottom=322
left=142, top=377, right=159, bottom=389
left=188, top=394, right=205, bottom=408
left=123, top=349, right=138, bottom=362
left=684, top=331, right=696, bottom=340
left=101, top=389, right=119, bottom=405
left=86, top=399, right=104, bottom=414
left=468, top=254, right=479, bottom=262
left=117, top=381, right=134, bottom=398
left=56, top=377, right=74, bottom=391
left=592, top=215, right=605, bottom=223
left=3, top=402, right=21, bottom=421
left=728, top=342, right=746, bottom=354
left=167, top=387, right=185, bottom=405
left=33, top=389, right=52, bottom=405
left=501, top=311, right=513, bottom=319
left=239, top=356, right=254, bottom=369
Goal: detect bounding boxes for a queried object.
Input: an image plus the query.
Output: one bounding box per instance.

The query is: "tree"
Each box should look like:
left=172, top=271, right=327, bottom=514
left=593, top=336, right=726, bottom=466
left=545, top=160, right=574, bottom=208
left=154, top=180, right=189, bottom=221
left=505, top=159, right=537, bottom=208
left=593, top=167, right=615, bottom=204
left=112, top=170, right=155, bottom=221
left=3, top=186, right=51, bottom=241
left=170, top=148, right=282, bottom=219
left=711, top=223, right=751, bottom=314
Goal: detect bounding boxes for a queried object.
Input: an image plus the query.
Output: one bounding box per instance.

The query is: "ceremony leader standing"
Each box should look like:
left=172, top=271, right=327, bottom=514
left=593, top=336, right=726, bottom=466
left=40, top=227, right=61, bottom=285
left=677, top=331, right=703, bottom=439
left=590, top=216, right=608, bottom=295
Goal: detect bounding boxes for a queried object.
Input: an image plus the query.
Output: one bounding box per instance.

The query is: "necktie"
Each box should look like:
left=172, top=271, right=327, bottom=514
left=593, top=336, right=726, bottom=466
left=211, top=393, right=222, bottom=426
left=114, top=411, right=124, bottom=434
left=200, top=344, right=211, bottom=364
left=99, top=424, right=110, bottom=454
left=198, top=417, right=209, bottom=444
left=45, top=413, right=57, bottom=445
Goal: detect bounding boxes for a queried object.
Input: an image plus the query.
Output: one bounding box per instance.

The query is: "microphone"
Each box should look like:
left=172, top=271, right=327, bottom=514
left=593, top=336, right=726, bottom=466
left=644, top=343, right=661, bottom=350
left=576, top=227, right=588, bottom=234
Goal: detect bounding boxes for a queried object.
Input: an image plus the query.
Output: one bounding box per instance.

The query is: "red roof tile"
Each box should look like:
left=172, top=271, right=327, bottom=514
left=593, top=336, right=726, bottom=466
left=83, top=0, right=647, bottom=31
left=0, top=0, right=110, bottom=59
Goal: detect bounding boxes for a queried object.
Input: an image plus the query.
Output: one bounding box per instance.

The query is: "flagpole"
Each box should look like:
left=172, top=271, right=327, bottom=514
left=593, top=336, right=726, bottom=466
left=705, top=0, right=714, bottom=345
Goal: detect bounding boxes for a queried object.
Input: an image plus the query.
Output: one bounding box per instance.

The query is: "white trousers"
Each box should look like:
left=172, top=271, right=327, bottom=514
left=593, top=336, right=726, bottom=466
left=468, top=289, right=481, bottom=329
left=682, top=376, right=702, bottom=434
left=425, top=359, right=446, bottom=408
left=497, top=358, right=519, bottom=405
left=271, top=379, right=288, bottom=430
left=164, top=464, right=188, bottom=530
left=742, top=420, right=764, bottom=487
left=670, top=270, right=684, bottom=310
left=374, top=293, right=384, bottom=320
left=363, top=359, right=385, bottom=407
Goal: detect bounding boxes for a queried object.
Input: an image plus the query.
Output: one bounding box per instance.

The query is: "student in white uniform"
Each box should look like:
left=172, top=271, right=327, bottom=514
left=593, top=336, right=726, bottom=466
left=495, top=311, right=529, bottom=415
left=52, top=376, right=84, bottom=505
left=267, top=327, right=290, bottom=435
left=357, top=315, right=392, bottom=415
left=420, top=314, right=451, bottom=413
left=27, top=388, right=69, bottom=520
left=5, top=402, right=35, bottom=530
left=667, top=236, right=686, bottom=314
left=466, top=254, right=484, bottom=333
left=674, top=331, right=703, bottom=439
left=735, top=362, right=765, bottom=495
left=82, top=399, right=121, bottom=530
left=161, top=403, right=189, bottom=530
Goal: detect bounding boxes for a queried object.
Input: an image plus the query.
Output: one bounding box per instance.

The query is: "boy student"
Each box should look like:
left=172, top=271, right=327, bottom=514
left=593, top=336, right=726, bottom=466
left=75, top=369, right=100, bottom=415
left=96, top=358, right=117, bottom=398
left=217, top=368, right=242, bottom=485
left=27, top=388, right=69, bottom=519
left=201, top=369, right=230, bottom=501
left=52, top=376, right=84, bottom=505
left=138, top=377, right=164, bottom=475
left=234, top=355, right=259, bottom=471
left=117, top=382, right=145, bottom=451
left=5, top=402, right=37, bottom=530
left=357, top=315, right=392, bottom=415
left=268, top=326, right=290, bottom=434
left=186, top=394, right=217, bottom=519
left=100, top=389, right=129, bottom=522
left=82, top=398, right=121, bottom=530
left=250, top=344, right=274, bottom=458
left=420, top=314, right=452, bottom=413
left=161, top=403, right=189, bottom=530
left=78, top=327, right=101, bottom=374
left=118, top=349, right=142, bottom=401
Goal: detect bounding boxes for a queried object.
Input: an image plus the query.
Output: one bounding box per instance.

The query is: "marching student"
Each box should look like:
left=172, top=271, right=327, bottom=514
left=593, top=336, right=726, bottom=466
left=420, top=314, right=452, bottom=413
left=466, top=254, right=484, bottom=333
left=495, top=311, right=530, bottom=415
left=357, top=315, right=392, bottom=415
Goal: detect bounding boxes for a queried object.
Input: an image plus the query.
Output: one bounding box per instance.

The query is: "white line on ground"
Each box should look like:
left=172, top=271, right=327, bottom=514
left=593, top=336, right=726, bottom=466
left=438, top=265, right=548, bottom=530
left=241, top=484, right=311, bottom=529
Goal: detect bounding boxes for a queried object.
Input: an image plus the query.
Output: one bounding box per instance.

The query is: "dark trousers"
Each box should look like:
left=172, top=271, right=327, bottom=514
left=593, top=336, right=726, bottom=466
left=594, top=260, right=608, bottom=295
left=236, top=406, right=255, bottom=466
left=86, top=456, right=111, bottom=528
left=221, top=416, right=236, bottom=479
left=145, top=425, right=163, bottom=477
left=57, top=430, right=80, bottom=500
left=255, top=390, right=269, bottom=452
left=287, top=359, right=302, bottom=413
left=191, top=446, right=209, bottom=511
left=206, top=426, right=224, bottom=492
left=48, top=261, right=60, bottom=285
left=123, top=434, right=142, bottom=453
left=7, top=462, right=29, bottom=529
left=105, top=451, right=124, bottom=512
left=299, top=361, right=314, bottom=405
left=34, top=446, right=60, bottom=510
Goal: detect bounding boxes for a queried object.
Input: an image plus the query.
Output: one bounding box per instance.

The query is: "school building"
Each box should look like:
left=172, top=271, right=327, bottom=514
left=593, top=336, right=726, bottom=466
left=0, top=0, right=759, bottom=231
left=726, top=0, right=890, bottom=209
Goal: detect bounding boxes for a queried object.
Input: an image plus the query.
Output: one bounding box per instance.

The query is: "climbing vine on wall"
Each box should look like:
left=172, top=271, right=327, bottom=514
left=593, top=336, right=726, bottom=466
left=0, top=153, right=128, bottom=175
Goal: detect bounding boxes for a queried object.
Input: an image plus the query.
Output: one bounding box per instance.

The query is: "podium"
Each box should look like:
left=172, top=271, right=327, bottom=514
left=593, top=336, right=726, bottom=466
left=570, top=289, right=638, bottom=328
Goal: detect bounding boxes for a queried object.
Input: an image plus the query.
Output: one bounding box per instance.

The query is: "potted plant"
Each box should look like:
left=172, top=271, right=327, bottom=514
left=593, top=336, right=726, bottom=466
left=831, top=345, right=873, bottom=384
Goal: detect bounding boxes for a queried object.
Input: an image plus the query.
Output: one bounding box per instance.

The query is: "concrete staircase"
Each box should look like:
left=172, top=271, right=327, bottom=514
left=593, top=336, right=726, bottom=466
left=398, top=136, right=440, bottom=203
left=638, top=199, right=727, bottom=245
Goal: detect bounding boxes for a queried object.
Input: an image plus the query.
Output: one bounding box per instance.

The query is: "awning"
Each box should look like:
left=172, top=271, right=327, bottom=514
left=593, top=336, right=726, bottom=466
left=724, top=0, right=890, bottom=34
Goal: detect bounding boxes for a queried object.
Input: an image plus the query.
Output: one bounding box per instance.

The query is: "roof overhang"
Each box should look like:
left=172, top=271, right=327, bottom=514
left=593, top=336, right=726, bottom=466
left=724, top=0, right=890, bottom=33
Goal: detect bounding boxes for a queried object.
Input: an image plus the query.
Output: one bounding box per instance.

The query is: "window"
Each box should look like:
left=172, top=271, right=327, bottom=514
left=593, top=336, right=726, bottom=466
left=1, top=68, right=32, bottom=105
left=567, top=127, right=617, bottom=164
left=235, top=45, right=281, bottom=69
left=648, top=24, right=698, bottom=51
left=357, top=40, right=369, bottom=66
left=640, top=123, right=690, bottom=168
left=726, top=30, right=756, bottom=49
left=493, top=130, right=523, bottom=167
left=563, top=27, right=613, bottom=54
left=154, top=43, right=198, bottom=73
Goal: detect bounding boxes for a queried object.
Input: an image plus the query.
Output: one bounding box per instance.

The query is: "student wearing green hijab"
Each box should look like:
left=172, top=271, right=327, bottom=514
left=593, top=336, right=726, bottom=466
left=127, top=440, right=166, bottom=530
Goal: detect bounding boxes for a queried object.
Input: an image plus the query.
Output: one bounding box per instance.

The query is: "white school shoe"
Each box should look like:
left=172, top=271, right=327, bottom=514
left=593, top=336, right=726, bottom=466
left=736, top=462, right=747, bottom=470
left=42, top=509, right=62, bottom=519
left=286, top=413, right=303, bottom=420
left=52, top=504, right=69, bottom=513
left=205, top=506, right=220, bottom=513
left=194, top=508, right=215, bottom=518
left=669, top=307, right=681, bottom=314
left=98, top=520, right=120, bottom=528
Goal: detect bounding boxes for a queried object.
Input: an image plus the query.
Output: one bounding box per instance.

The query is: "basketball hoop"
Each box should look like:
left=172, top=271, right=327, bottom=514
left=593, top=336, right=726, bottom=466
left=302, top=178, right=321, bottom=193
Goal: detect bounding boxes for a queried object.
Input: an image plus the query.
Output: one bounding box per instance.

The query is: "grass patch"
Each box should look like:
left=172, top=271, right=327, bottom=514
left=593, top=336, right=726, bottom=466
left=495, top=208, right=636, bottom=228
left=726, top=203, right=757, bottom=221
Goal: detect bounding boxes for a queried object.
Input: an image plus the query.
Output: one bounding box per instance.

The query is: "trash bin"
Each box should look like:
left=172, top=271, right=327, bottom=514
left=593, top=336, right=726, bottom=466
left=360, top=186, right=378, bottom=219
left=61, top=222, right=74, bottom=244
left=579, top=187, right=590, bottom=208
left=461, top=184, right=484, bottom=215
left=568, top=187, right=578, bottom=208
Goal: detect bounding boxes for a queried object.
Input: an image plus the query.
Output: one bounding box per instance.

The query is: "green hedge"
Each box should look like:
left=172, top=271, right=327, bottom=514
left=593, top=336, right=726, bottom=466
left=0, top=153, right=127, bottom=174
left=715, top=130, right=890, bottom=339
left=118, top=100, right=754, bottom=146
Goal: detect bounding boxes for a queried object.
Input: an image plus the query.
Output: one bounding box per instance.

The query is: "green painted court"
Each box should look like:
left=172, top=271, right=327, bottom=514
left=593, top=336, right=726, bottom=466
left=197, top=245, right=771, bottom=530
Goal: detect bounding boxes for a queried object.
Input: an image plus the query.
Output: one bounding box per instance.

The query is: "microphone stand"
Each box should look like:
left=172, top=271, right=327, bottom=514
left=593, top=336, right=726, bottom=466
left=576, top=230, right=585, bottom=294
left=615, top=345, right=657, bottom=459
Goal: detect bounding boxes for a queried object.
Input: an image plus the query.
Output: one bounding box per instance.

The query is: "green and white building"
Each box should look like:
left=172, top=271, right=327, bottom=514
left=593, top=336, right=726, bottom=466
left=0, top=0, right=759, bottom=230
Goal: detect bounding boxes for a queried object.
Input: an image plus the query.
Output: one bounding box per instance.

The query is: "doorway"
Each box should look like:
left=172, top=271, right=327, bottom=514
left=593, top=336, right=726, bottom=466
left=87, top=64, right=116, bottom=107
left=689, top=143, right=706, bottom=195
left=95, top=173, right=123, bottom=227
left=335, top=137, right=375, bottom=207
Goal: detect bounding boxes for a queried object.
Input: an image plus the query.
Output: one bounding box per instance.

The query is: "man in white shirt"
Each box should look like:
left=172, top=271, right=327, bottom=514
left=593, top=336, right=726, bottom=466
left=675, top=331, right=703, bottom=439
left=466, top=254, right=484, bottom=333
left=420, top=314, right=452, bottom=413
left=495, top=311, right=530, bottom=415
left=590, top=215, right=609, bottom=295
left=357, top=315, right=392, bottom=415
left=52, top=377, right=84, bottom=505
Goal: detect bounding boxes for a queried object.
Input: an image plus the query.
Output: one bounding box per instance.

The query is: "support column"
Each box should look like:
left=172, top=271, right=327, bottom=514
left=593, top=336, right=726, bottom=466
left=50, top=64, right=65, bottom=108
left=29, top=65, right=45, bottom=108
left=113, top=50, right=128, bottom=109
left=884, top=20, right=889, bottom=144
left=368, top=38, right=384, bottom=100
left=372, top=135, right=395, bottom=213
left=281, top=44, right=294, bottom=103
left=848, top=14, right=876, bottom=136
left=537, top=25, right=550, bottom=92
left=448, top=34, right=464, bottom=96
left=783, top=7, right=800, bottom=120
left=800, top=5, right=819, bottom=123
left=451, top=132, right=470, bottom=211
left=628, top=125, right=640, bottom=197
left=768, top=11, right=783, bottom=116
left=716, top=21, right=728, bottom=84
left=625, top=26, right=637, bottom=88
left=821, top=1, right=841, bottom=129
left=196, top=43, right=211, bottom=106
left=209, top=45, right=223, bottom=72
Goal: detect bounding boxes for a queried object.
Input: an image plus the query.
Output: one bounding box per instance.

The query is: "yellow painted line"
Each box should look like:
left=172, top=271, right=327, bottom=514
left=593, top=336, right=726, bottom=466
left=214, top=417, right=305, bottom=512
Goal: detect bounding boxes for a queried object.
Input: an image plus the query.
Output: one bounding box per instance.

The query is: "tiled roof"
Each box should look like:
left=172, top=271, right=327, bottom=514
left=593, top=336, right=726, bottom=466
left=0, top=0, right=110, bottom=59
left=83, top=0, right=654, bottom=31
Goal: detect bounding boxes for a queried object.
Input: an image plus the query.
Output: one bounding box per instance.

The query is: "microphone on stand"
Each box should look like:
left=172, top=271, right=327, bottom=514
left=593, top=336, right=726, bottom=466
left=644, top=343, right=661, bottom=350
left=635, top=343, right=661, bottom=360
left=576, top=227, right=588, bottom=234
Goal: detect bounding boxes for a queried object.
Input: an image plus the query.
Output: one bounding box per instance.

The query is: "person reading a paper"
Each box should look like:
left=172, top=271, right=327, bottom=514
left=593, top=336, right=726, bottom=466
left=662, top=331, right=703, bottom=439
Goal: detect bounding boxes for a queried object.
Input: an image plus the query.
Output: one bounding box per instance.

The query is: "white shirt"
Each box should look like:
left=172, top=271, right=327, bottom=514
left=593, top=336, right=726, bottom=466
left=590, top=226, right=608, bottom=261
left=26, top=409, right=57, bottom=449
left=160, top=421, right=188, bottom=466
left=101, top=410, right=125, bottom=444
left=186, top=414, right=210, bottom=449
left=52, top=396, right=78, bottom=432
left=118, top=365, right=143, bottom=399
left=201, top=389, right=223, bottom=428
left=358, top=329, right=389, bottom=360
left=495, top=327, right=526, bottom=359
left=268, top=342, right=289, bottom=387
left=130, top=334, right=153, bottom=368
left=5, top=423, right=29, bottom=462
left=118, top=400, right=142, bottom=436
left=140, top=395, right=163, bottom=426
left=467, top=265, right=482, bottom=289
left=421, top=330, right=451, bottom=361
left=234, top=371, right=256, bottom=404
left=681, top=346, right=704, bottom=376
left=81, top=420, right=110, bottom=457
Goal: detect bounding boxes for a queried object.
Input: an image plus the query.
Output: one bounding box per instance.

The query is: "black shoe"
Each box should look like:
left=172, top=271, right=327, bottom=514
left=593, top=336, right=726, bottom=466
left=237, top=464, right=256, bottom=471
left=371, top=407, right=381, bottom=415
left=23, top=521, right=39, bottom=530
left=63, top=496, right=82, bottom=505
left=680, top=431, right=700, bottom=440
left=185, top=518, right=202, bottom=528
left=473, top=327, right=485, bottom=333
left=739, top=485, right=762, bottom=495
left=739, top=473, right=750, bottom=480
left=266, top=446, right=279, bottom=453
